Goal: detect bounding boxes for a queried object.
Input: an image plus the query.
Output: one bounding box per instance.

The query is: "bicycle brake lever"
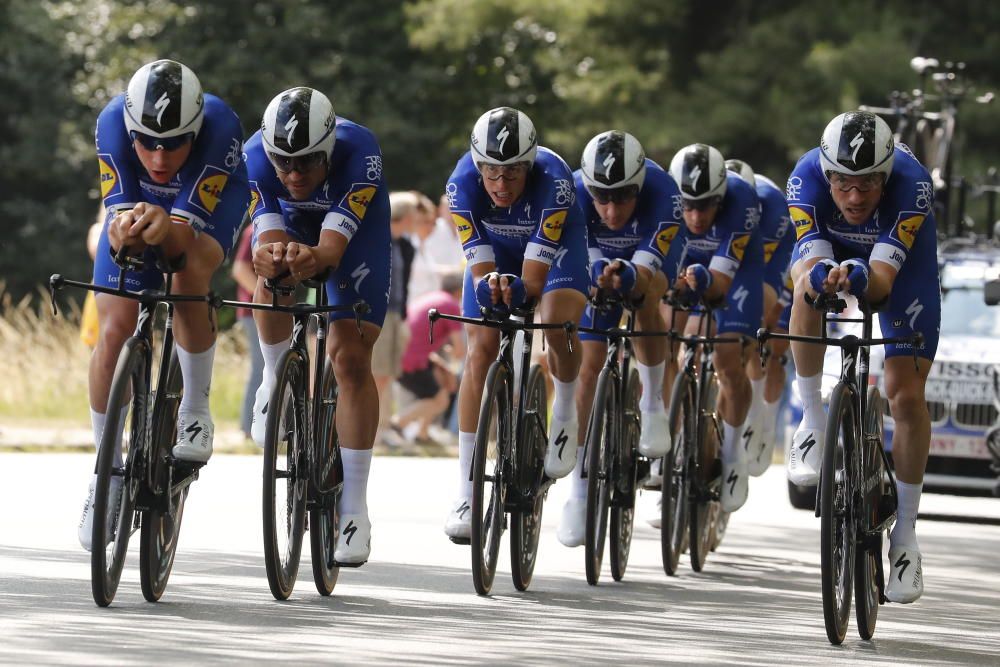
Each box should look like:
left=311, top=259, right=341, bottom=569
left=353, top=301, right=368, bottom=338
left=428, top=308, right=438, bottom=345
left=564, top=321, right=575, bottom=355
left=48, top=275, right=62, bottom=317
left=911, top=332, right=924, bottom=371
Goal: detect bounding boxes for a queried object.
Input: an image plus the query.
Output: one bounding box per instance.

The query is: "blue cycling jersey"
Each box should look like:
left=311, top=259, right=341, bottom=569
left=446, top=147, right=583, bottom=268
left=756, top=174, right=794, bottom=293
left=574, top=158, right=686, bottom=282
left=680, top=173, right=762, bottom=276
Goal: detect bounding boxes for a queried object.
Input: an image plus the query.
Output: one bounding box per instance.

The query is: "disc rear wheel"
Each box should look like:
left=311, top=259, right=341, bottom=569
left=471, top=363, right=510, bottom=596
left=311, top=360, right=341, bottom=596
left=610, top=369, right=640, bottom=582
left=510, top=365, right=546, bottom=592
left=661, top=372, right=693, bottom=576
left=584, top=369, right=614, bottom=585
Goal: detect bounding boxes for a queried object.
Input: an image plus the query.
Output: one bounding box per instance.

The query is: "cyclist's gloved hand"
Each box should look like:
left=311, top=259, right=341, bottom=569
left=590, top=257, right=612, bottom=288
left=687, top=264, right=712, bottom=299
left=808, top=258, right=839, bottom=294
left=590, top=258, right=637, bottom=295
left=839, top=258, right=870, bottom=297
left=476, top=272, right=526, bottom=315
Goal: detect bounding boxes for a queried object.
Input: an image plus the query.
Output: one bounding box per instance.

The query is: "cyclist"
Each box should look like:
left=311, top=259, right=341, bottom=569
left=245, top=87, right=389, bottom=565
left=668, top=144, right=764, bottom=513
left=725, top=160, right=794, bottom=475
left=443, top=107, right=589, bottom=540
left=79, top=60, right=249, bottom=551
left=787, top=110, right=938, bottom=603
left=557, top=130, right=686, bottom=547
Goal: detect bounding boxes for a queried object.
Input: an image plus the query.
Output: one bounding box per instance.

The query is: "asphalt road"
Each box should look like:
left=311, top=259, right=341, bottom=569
left=1, top=452, right=999, bottom=665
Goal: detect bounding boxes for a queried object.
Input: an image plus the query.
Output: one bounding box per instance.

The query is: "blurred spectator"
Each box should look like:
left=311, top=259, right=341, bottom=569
left=79, top=207, right=106, bottom=348
left=407, top=191, right=464, bottom=299
left=373, top=192, right=416, bottom=447
left=392, top=271, right=465, bottom=444
left=232, top=223, right=264, bottom=441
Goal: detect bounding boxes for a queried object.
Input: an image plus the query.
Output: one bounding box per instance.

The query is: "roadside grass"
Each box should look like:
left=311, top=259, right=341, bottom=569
left=0, top=289, right=249, bottom=427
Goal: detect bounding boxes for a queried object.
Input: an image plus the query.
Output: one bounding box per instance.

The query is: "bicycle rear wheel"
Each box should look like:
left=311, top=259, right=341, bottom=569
left=510, top=364, right=547, bottom=592
left=610, top=368, right=640, bottom=582
left=262, top=350, right=308, bottom=600
left=661, top=371, right=693, bottom=576
left=855, top=386, right=885, bottom=640
left=689, top=370, right=720, bottom=573
left=140, top=350, right=185, bottom=602
left=584, top=368, right=614, bottom=585
left=310, top=360, right=340, bottom=596
left=92, top=337, right=147, bottom=607
left=471, top=362, right=510, bottom=595
left=821, top=382, right=857, bottom=645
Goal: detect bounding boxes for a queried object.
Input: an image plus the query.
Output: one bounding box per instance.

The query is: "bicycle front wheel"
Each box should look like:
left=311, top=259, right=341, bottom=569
left=584, top=368, right=614, bottom=585
left=310, top=360, right=340, bottom=596
left=92, top=337, right=148, bottom=607
left=661, top=371, right=693, bottom=576
left=689, top=369, right=720, bottom=573
left=610, top=368, right=640, bottom=582
left=140, top=350, right=185, bottom=602
left=262, top=350, right=309, bottom=600
left=471, top=362, right=510, bottom=596
left=855, top=386, right=885, bottom=640
left=821, top=382, right=858, bottom=645
left=510, top=364, right=547, bottom=592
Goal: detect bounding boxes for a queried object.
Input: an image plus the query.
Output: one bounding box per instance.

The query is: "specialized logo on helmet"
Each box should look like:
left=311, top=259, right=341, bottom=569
left=284, top=116, right=300, bottom=148
left=188, top=165, right=228, bottom=215
left=341, top=183, right=376, bottom=220
left=98, top=154, right=122, bottom=198
left=594, top=132, right=626, bottom=185
left=154, top=92, right=171, bottom=128
left=451, top=211, right=478, bottom=245
left=486, top=110, right=520, bottom=161
left=603, top=153, right=616, bottom=180
left=790, top=205, right=815, bottom=240
left=496, top=125, right=510, bottom=154
left=837, top=112, right=876, bottom=170
left=655, top=222, right=680, bottom=255
left=273, top=89, right=312, bottom=153
left=891, top=212, right=926, bottom=250
left=689, top=164, right=702, bottom=192
left=728, top=233, right=750, bottom=262
left=142, top=60, right=183, bottom=132
left=541, top=208, right=567, bottom=243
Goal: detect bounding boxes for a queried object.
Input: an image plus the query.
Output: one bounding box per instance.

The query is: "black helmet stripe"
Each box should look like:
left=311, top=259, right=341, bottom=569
left=141, top=61, right=183, bottom=133
left=836, top=111, right=876, bottom=171
left=594, top=132, right=626, bottom=186
left=485, top=108, right=519, bottom=162
left=273, top=88, right=313, bottom=154
left=682, top=145, right=711, bottom=197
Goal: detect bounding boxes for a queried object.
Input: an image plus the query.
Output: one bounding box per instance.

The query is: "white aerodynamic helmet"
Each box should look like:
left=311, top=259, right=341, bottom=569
left=670, top=143, right=727, bottom=201
left=819, top=110, right=895, bottom=180
left=123, top=59, right=204, bottom=140
left=580, top=130, right=646, bottom=192
left=724, top=158, right=756, bottom=188
left=470, top=107, right=538, bottom=167
left=261, top=87, right=336, bottom=160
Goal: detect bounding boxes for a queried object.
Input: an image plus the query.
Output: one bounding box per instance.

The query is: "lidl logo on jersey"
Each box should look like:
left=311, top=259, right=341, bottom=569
left=98, top=154, right=122, bottom=198
left=654, top=222, right=680, bottom=255
left=764, top=241, right=778, bottom=263
left=789, top=205, right=815, bottom=240
left=728, top=233, right=751, bottom=262
left=451, top=210, right=479, bottom=245
left=540, top=208, right=567, bottom=243
left=341, top=183, right=377, bottom=220
left=890, top=212, right=926, bottom=250
left=188, top=165, right=229, bottom=215
left=248, top=181, right=264, bottom=216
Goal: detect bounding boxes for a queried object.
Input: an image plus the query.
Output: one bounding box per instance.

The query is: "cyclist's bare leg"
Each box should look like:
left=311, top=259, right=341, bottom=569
left=632, top=272, right=668, bottom=366
left=713, top=333, right=751, bottom=430
left=171, top=233, right=224, bottom=355
left=89, top=294, right=139, bottom=413
left=576, top=340, right=607, bottom=445
left=789, top=262, right=826, bottom=378
left=253, top=229, right=296, bottom=346
left=328, top=320, right=381, bottom=452
left=456, top=324, right=500, bottom=433
left=884, top=356, right=932, bottom=485
left=661, top=302, right=689, bottom=408
left=540, top=287, right=585, bottom=382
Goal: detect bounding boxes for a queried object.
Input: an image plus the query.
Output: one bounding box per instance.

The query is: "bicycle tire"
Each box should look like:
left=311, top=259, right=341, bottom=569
left=471, top=362, right=510, bottom=596
left=92, top=337, right=147, bottom=607
left=584, top=368, right=614, bottom=585
left=510, top=364, right=547, bottom=592
left=262, top=350, right=308, bottom=600
left=855, top=386, right=884, bottom=640
left=310, top=359, right=340, bottom=596
left=610, top=368, right=640, bottom=582
left=821, top=382, right=857, bottom=645
left=661, top=371, right=693, bottom=576
left=689, top=370, right=720, bottom=573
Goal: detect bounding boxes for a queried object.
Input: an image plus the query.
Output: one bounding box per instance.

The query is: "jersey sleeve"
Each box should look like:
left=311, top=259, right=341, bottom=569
left=244, top=132, right=285, bottom=241
left=525, top=159, right=577, bottom=267
left=631, top=172, right=685, bottom=282
left=786, top=150, right=835, bottom=263
left=574, top=173, right=604, bottom=264
left=870, top=151, right=935, bottom=271
left=446, top=154, right=494, bottom=266
left=94, top=96, right=142, bottom=216
left=319, top=123, right=385, bottom=242
left=708, top=179, right=759, bottom=278
left=169, top=98, right=246, bottom=233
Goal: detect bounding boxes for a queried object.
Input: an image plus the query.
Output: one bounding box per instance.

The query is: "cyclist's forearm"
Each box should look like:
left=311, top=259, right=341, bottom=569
left=705, top=270, right=732, bottom=302
left=631, top=265, right=652, bottom=298
left=867, top=260, right=896, bottom=305
left=312, top=229, right=349, bottom=272
left=521, top=258, right=549, bottom=299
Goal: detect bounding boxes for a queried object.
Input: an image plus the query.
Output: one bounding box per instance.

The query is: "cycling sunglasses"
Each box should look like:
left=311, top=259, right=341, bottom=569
left=682, top=196, right=722, bottom=212
left=130, top=131, right=194, bottom=152
left=588, top=185, right=640, bottom=205
left=827, top=172, right=884, bottom=193
left=267, top=151, right=328, bottom=174
left=479, top=162, right=530, bottom=181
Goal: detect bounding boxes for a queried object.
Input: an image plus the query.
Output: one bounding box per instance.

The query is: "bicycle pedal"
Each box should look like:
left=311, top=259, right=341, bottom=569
left=331, top=559, right=367, bottom=568
left=449, top=536, right=471, bottom=546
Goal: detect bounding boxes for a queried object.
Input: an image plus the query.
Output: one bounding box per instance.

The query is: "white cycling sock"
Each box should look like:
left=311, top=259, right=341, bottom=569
left=570, top=448, right=588, bottom=499
left=177, top=343, right=215, bottom=415
left=763, top=398, right=780, bottom=431
left=90, top=406, right=127, bottom=467
left=457, top=431, right=476, bottom=497
left=636, top=361, right=665, bottom=413
left=551, top=376, right=577, bottom=422
left=259, top=337, right=291, bottom=389
left=339, top=447, right=372, bottom=516
left=796, top=372, right=825, bottom=427
left=721, top=420, right=744, bottom=464
left=890, top=480, right=922, bottom=549
left=746, top=377, right=765, bottom=421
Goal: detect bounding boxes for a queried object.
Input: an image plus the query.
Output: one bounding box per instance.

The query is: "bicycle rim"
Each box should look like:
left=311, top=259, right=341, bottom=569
left=610, top=369, right=640, bottom=582
left=690, top=371, right=720, bottom=573
left=511, top=365, right=547, bottom=592
left=662, top=372, right=692, bottom=576
left=855, top=387, right=885, bottom=639
left=472, top=363, right=509, bottom=595
left=92, top=338, right=147, bottom=607
left=821, top=383, right=856, bottom=645
left=585, top=369, right=614, bottom=585
left=262, top=352, right=308, bottom=600
left=311, top=362, right=340, bottom=596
